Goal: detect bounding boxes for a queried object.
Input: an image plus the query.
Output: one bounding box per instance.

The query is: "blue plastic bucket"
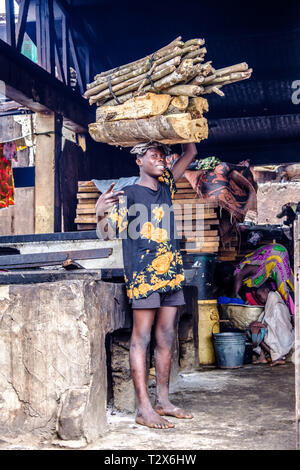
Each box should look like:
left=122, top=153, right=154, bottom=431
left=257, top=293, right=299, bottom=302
left=213, top=332, right=246, bottom=369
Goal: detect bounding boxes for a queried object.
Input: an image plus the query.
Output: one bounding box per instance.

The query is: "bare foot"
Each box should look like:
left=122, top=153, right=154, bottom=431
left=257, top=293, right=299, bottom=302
left=253, top=358, right=269, bottom=364
left=135, top=407, right=175, bottom=429
left=154, top=401, right=193, bottom=419
left=253, top=352, right=270, bottom=364
left=270, top=359, right=286, bottom=367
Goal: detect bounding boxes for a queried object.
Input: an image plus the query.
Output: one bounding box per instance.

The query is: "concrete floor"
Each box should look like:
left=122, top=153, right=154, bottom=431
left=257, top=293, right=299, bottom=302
left=0, top=363, right=296, bottom=450
left=89, top=363, right=296, bottom=451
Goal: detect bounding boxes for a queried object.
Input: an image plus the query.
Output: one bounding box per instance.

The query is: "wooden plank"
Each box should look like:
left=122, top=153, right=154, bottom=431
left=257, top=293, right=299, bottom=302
left=16, top=0, right=30, bottom=51
left=178, top=230, right=219, bottom=237
left=0, top=248, right=113, bottom=269
left=68, top=28, right=84, bottom=94
left=46, top=0, right=55, bottom=76
left=77, top=193, right=100, bottom=199
left=174, top=206, right=216, bottom=212
left=78, top=199, right=98, bottom=205
left=176, top=183, right=193, bottom=188
left=0, top=270, right=102, bottom=285
left=181, top=236, right=220, bottom=242
left=77, top=207, right=98, bottom=215
left=77, top=203, right=98, bottom=209
left=75, top=216, right=97, bottom=224
left=181, top=247, right=219, bottom=253
left=77, top=224, right=96, bottom=230
left=173, top=193, right=203, bottom=199
left=5, top=0, right=16, bottom=48
left=78, top=181, right=97, bottom=187
left=78, top=186, right=100, bottom=193
left=62, top=14, right=70, bottom=86
left=172, top=198, right=217, bottom=206
left=175, top=213, right=217, bottom=220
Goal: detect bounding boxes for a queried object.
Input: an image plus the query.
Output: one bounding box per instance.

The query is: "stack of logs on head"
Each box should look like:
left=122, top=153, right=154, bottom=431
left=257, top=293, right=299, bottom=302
left=84, top=37, right=252, bottom=147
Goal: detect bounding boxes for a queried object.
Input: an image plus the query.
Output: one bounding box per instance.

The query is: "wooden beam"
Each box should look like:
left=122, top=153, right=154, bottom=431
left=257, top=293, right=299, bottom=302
left=62, top=15, right=70, bottom=86
left=54, top=113, right=63, bottom=232
left=0, top=248, right=113, bottom=269
left=35, top=0, right=47, bottom=68
left=16, top=0, right=30, bottom=51
left=47, top=0, right=56, bottom=76
left=68, top=28, right=84, bottom=94
left=35, top=112, right=62, bottom=233
left=0, top=38, right=92, bottom=131
left=5, top=0, right=16, bottom=48
left=54, top=39, right=65, bottom=83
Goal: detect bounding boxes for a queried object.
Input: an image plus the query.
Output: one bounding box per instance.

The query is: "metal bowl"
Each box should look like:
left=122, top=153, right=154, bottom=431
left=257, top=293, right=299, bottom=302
left=218, top=303, right=264, bottom=330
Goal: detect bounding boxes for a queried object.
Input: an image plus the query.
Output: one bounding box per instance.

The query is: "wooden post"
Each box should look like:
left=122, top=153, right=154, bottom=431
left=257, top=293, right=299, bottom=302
left=35, top=112, right=62, bottom=233
left=295, top=215, right=300, bottom=449
left=5, top=0, right=16, bottom=48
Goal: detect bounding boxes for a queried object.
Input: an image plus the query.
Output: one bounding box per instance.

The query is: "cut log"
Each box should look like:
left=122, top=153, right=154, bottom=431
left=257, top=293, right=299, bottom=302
left=187, top=97, right=209, bottom=119
left=86, top=56, right=182, bottom=98
left=164, top=95, right=189, bottom=115
left=90, top=65, right=176, bottom=105
left=209, top=70, right=252, bottom=85
left=94, top=37, right=183, bottom=80
left=202, top=85, right=225, bottom=96
left=183, top=47, right=207, bottom=59
left=164, top=84, right=203, bottom=97
left=149, top=60, right=194, bottom=92
left=214, top=62, right=249, bottom=77
left=184, top=38, right=205, bottom=48
left=190, top=118, right=209, bottom=140
left=89, top=114, right=208, bottom=146
left=96, top=93, right=171, bottom=121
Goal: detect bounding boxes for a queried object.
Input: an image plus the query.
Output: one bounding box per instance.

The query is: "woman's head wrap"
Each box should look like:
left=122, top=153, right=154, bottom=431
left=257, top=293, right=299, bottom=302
left=130, top=141, right=171, bottom=157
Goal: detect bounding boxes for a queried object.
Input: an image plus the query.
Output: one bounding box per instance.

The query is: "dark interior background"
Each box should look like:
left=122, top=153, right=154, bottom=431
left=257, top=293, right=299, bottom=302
left=69, top=0, right=300, bottom=175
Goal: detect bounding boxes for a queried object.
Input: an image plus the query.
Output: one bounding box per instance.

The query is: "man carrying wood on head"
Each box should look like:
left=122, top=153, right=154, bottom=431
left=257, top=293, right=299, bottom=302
left=96, top=141, right=197, bottom=429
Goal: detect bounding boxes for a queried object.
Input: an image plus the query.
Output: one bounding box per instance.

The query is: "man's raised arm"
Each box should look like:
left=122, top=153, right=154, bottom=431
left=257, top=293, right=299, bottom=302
left=171, top=143, right=198, bottom=182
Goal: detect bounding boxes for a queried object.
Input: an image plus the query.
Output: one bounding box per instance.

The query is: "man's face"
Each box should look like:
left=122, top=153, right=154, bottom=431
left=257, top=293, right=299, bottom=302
left=256, top=287, right=270, bottom=305
left=137, top=148, right=166, bottom=177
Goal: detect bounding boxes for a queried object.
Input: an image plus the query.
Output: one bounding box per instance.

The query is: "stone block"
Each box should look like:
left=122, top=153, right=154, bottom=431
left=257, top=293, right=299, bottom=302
left=0, top=278, right=131, bottom=443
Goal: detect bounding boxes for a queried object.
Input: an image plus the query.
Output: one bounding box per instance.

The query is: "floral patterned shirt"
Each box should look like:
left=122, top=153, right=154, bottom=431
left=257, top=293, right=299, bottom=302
left=107, top=169, right=185, bottom=302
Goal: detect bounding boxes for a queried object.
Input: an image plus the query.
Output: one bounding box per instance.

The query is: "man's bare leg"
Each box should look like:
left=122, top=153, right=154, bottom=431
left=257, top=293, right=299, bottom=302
left=130, top=308, right=174, bottom=429
left=253, top=350, right=269, bottom=364
left=154, top=306, right=193, bottom=419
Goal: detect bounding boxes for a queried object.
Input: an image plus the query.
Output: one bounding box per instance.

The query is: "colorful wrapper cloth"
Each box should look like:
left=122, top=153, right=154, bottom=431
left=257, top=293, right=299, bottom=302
left=0, top=143, right=15, bottom=209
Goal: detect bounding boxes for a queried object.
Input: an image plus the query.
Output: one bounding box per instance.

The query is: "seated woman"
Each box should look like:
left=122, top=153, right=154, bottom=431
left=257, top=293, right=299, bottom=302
left=233, top=243, right=295, bottom=316
left=251, top=281, right=294, bottom=367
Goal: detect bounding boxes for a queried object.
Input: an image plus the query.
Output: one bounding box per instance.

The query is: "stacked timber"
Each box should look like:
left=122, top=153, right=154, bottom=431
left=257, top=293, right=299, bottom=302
left=218, top=235, right=239, bottom=262
left=174, top=178, right=220, bottom=253
left=84, top=37, right=252, bottom=147
left=75, top=181, right=100, bottom=231
left=75, top=179, right=220, bottom=254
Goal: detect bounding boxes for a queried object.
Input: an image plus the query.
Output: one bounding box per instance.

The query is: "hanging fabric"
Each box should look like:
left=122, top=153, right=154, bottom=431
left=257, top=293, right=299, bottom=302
left=0, top=143, right=15, bottom=209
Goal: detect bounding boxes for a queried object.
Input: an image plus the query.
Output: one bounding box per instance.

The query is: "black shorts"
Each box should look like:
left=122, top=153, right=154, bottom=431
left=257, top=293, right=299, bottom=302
left=132, top=288, right=185, bottom=310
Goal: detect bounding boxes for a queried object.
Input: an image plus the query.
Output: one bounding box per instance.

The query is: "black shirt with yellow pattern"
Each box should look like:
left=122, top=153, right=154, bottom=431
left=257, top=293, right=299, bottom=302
left=107, top=169, right=184, bottom=302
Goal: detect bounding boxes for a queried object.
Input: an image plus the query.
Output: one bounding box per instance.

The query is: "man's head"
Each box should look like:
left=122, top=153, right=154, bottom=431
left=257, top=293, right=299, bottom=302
left=130, top=141, right=171, bottom=178
left=256, top=279, right=274, bottom=305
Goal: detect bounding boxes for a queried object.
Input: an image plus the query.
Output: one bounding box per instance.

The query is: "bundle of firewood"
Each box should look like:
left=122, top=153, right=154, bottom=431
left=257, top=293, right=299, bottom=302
left=84, top=37, right=252, bottom=147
